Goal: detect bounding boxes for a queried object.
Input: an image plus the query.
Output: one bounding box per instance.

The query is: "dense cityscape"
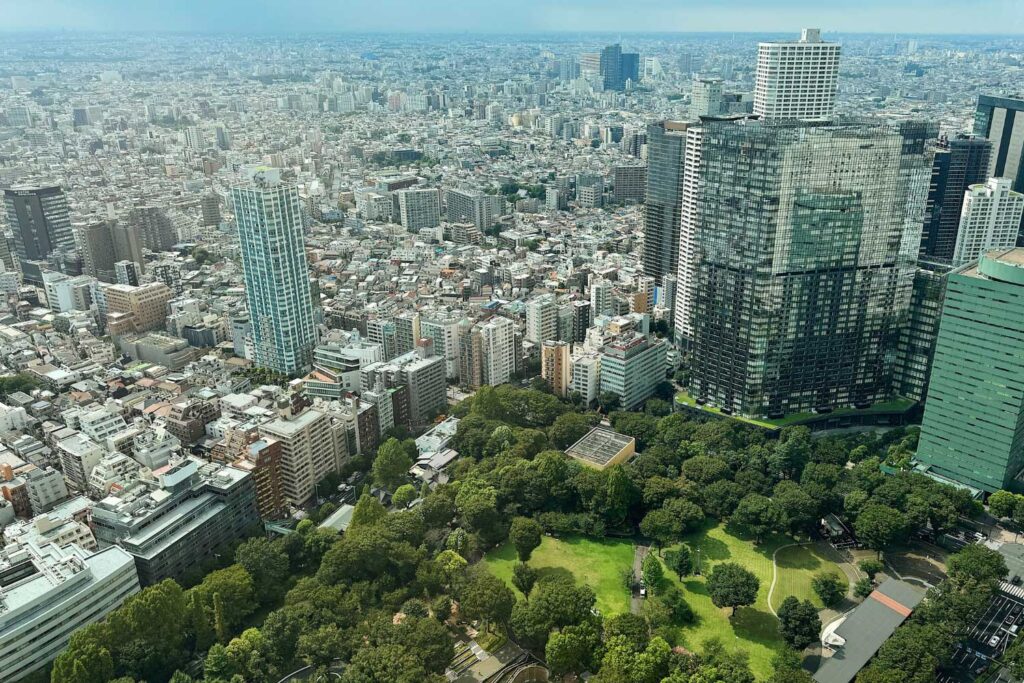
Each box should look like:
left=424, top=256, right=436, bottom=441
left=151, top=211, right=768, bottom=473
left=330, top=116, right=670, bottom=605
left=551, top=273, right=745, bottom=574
left=0, top=15, right=1023, bottom=683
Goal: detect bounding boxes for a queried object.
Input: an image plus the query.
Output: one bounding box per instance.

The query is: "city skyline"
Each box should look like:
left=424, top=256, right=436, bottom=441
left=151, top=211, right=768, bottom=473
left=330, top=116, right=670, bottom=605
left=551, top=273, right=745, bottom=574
left=3, top=0, right=1023, bottom=35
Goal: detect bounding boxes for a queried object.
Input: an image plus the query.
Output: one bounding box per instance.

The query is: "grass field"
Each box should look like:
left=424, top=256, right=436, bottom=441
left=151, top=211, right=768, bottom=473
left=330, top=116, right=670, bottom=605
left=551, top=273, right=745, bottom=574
left=485, top=526, right=846, bottom=681
left=485, top=535, right=634, bottom=617
left=660, top=524, right=846, bottom=679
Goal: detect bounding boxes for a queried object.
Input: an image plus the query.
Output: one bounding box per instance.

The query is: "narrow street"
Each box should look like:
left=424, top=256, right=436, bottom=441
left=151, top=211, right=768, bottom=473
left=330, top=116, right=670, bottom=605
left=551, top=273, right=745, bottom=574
left=631, top=544, right=651, bottom=614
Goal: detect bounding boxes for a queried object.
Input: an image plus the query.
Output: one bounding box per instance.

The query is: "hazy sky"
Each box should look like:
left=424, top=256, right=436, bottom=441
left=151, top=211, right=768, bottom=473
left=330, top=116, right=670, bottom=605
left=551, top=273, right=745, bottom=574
left=1, top=0, right=1022, bottom=35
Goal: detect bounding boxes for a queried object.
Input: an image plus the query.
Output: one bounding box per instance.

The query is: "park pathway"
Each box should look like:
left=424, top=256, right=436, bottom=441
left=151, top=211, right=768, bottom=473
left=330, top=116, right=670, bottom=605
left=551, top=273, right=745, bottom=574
left=630, top=544, right=651, bottom=614
left=767, top=542, right=808, bottom=617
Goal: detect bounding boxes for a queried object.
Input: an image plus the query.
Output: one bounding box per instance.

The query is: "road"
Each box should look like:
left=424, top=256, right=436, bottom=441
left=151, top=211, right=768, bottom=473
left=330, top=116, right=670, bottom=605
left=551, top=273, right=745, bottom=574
left=631, top=544, right=651, bottom=614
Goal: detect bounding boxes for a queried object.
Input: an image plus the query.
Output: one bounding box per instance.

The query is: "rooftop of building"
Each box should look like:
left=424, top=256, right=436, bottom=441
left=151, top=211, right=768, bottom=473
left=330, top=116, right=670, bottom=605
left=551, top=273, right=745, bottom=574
left=565, top=427, right=635, bottom=469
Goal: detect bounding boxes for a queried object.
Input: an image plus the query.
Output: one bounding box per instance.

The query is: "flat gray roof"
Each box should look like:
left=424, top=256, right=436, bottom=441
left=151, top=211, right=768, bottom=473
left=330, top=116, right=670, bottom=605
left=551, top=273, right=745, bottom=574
left=565, top=427, right=634, bottom=467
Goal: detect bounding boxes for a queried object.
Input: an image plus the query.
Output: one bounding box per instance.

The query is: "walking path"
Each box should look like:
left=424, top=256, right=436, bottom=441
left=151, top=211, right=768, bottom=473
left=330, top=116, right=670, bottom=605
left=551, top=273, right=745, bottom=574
left=630, top=544, right=651, bottom=614
left=767, top=542, right=807, bottom=617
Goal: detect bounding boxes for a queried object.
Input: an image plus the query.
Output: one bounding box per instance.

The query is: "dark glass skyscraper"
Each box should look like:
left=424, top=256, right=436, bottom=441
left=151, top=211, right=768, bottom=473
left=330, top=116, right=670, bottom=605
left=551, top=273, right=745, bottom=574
left=599, top=44, right=639, bottom=92
left=3, top=185, right=75, bottom=281
left=641, top=121, right=687, bottom=283
left=689, top=119, right=936, bottom=418
left=919, top=134, right=992, bottom=261
left=975, top=94, right=1024, bottom=243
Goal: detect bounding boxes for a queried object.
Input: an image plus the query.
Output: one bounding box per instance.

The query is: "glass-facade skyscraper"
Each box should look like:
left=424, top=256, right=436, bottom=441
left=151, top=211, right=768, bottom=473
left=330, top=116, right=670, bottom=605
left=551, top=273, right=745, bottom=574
left=689, top=119, right=936, bottom=418
left=234, top=168, right=317, bottom=375
left=916, top=248, right=1024, bottom=493
left=642, top=121, right=687, bottom=284
left=3, top=185, right=75, bottom=284
left=919, top=134, right=992, bottom=262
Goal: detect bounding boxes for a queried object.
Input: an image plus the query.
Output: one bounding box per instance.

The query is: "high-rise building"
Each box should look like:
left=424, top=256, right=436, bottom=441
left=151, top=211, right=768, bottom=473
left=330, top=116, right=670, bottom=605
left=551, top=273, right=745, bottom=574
left=642, top=121, right=689, bottom=283
left=397, top=188, right=441, bottom=232
left=689, top=119, right=935, bottom=418
left=420, top=311, right=463, bottom=379
left=445, top=187, right=493, bottom=230
left=612, top=165, right=647, bottom=204
left=952, top=177, right=1024, bottom=266
left=526, top=294, right=559, bottom=343
left=892, top=261, right=951, bottom=403
left=599, top=334, right=669, bottom=410
left=479, top=316, right=516, bottom=387
left=753, top=28, right=840, bottom=121
left=201, top=193, right=222, bottom=227
left=916, top=248, right=1024, bottom=492
left=260, top=408, right=347, bottom=507
left=599, top=44, right=640, bottom=91
left=3, top=185, right=75, bottom=282
left=919, top=134, right=993, bottom=261
left=102, top=282, right=172, bottom=335
left=974, top=95, right=1024, bottom=201
left=114, top=260, right=141, bottom=287
left=674, top=124, right=706, bottom=342
left=590, top=280, right=614, bottom=317
left=541, top=340, right=572, bottom=397
left=571, top=300, right=592, bottom=343
left=77, top=221, right=117, bottom=282
left=691, top=77, right=724, bottom=117
left=234, top=168, right=317, bottom=375
left=128, top=205, right=176, bottom=252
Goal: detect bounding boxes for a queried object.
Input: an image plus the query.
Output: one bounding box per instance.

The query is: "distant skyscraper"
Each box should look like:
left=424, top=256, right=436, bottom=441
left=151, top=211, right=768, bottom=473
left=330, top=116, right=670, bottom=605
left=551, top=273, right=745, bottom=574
left=753, top=28, right=840, bottom=121
left=916, top=248, right=1024, bottom=492
left=974, top=94, right=1024, bottom=196
left=234, top=168, right=317, bottom=375
left=689, top=119, right=936, bottom=417
left=599, top=44, right=640, bottom=92
left=78, top=221, right=117, bottom=282
left=919, top=134, right=993, bottom=261
left=691, top=77, right=724, bottom=117
left=3, top=185, right=75, bottom=279
left=642, top=121, right=688, bottom=283
left=952, top=178, right=1024, bottom=266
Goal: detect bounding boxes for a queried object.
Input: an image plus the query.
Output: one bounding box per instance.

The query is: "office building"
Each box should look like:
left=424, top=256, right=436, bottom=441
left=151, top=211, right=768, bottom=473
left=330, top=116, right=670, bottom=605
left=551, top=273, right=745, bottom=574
left=234, top=167, right=317, bottom=375
left=612, top=165, right=647, bottom=204
left=114, top=260, right=140, bottom=287
left=916, top=248, right=1024, bottom=493
left=361, top=344, right=447, bottom=426
left=398, top=188, right=441, bottom=231
left=753, top=28, right=840, bottom=121
left=974, top=95, right=1024, bottom=200
left=77, top=221, right=118, bottom=282
left=571, top=353, right=601, bottom=407
left=128, top=205, right=176, bottom=252
left=952, top=178, right=1024, bottom=266
left=0, top=541, right=140, bottom=683
left=642, top=121, right=688, bottom=283
left=102, top=281, right=173, bottom=335
left=919, top=135, right=993, bottom=261
left=201, top=192, right=222, bottom=227
left=571, top=300, right=591, bottom=343
left=394, top=311, right=421, bottom=357
left=599, top=44, right=640, bottom=91
left=542, top=340, right=571, bottom=397
left=3, top=185, right=75, bottom=284
left=689, top=119, right=935, bottom=418
left=892, top=262, right=951, bottom=403
left=599, top=334, right=668, bottom=411
left=91, top=458, right=258, bottom=585
left=691, top=77, right=724, bottom=117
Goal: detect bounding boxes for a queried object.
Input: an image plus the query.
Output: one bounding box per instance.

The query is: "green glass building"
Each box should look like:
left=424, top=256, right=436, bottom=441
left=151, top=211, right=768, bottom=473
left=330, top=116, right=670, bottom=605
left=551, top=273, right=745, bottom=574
left=917, top=248, right=1024, bottom=493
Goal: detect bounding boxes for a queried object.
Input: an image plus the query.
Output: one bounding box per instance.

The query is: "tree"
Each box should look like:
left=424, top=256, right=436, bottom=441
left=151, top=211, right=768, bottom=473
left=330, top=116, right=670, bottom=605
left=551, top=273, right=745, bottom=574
left=706, top=562, right=759, bottom=617
left=773, top=481, right=818, bottom=535
left=599, top=391, right=621, bottom=413
left=641, top=554, right=664, bottom=593
left=777, top=596, right=821, bottom=650
left=664, top=546, right=692, bottom=579
left=854, top=503, right=907, bottom=557
left=509, top=517, right=543, bottom=562
left=51, top=641, right=114, bottom=683
left=234, top=538, right=289, bottom=605
left=545, top=621, right=601, bottom=678
left=340, top=644, right=433, bottom=683
left=811, top=572, right=846, bottom=608
left=392, top=483, right=418, bottom=509
left=297, top=623, right=347, bottom=668
left=202, top=643, right=235, bottom=680
left=548, top=412, right=598, bottom=449
left=373, top=438, right=413, bottom=490
left=191, top=565, right=257, bottom=637
left=858, top=558, right=884, bottom=581
left=730, top=493, right=783, bottom=543
left=458, top=568, right=515, bottom=631
left=604, top=613, right=649, bottom=651
left=681, top=455, right=731, bottom=486
left=512, top=562, right=538, bottom=599
left=947, top=543, right=1008, bottom=586
left=988, top=489, right=1018, bottom=519
left=351, top=493, right=387, bottom=528
left=854, top=577, right=875, bottom=599
left=454, top=479, right=502, bottom=542
left=639, top=508, right=678, bottom=551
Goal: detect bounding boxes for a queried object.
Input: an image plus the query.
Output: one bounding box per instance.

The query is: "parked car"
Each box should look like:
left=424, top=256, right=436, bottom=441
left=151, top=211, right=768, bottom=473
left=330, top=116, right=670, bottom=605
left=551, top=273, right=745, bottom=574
left=988, top=635, right=1001, bottom=648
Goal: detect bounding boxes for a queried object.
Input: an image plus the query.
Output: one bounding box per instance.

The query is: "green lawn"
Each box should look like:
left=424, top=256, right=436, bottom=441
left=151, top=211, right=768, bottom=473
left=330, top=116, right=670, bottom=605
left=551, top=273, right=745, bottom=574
left=485, top=535, right=634, bottom=617
left=657, top=524, right=846, bottom=680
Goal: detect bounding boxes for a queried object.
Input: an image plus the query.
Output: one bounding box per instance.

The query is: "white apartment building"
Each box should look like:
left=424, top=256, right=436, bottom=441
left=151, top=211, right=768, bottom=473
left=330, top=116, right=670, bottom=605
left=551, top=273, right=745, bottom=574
left=480, top=316, right=516, bottom=387
left=753, top=28, right=840, bottom=121
left=259, top=408, right=347, bottom=507
left=0, top=541, right=140, bottom=682
left=526, top=294, right=558, bottom=344
left=953, top=178, right=1024, bottom=266
left=398, top=188, right=441, bottom=231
